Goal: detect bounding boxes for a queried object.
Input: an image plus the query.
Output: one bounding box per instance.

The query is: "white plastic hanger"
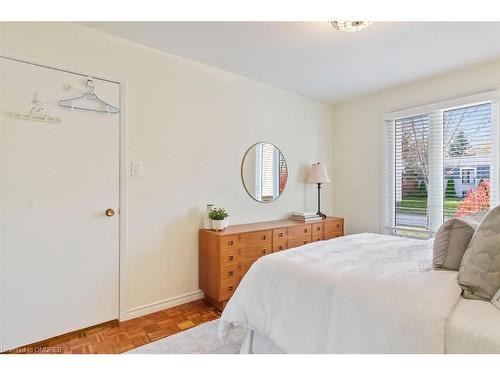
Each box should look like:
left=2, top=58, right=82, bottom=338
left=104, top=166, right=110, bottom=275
left=9, top=92, right=61, bottom=124
left=59, top=77, right=119, bottom=114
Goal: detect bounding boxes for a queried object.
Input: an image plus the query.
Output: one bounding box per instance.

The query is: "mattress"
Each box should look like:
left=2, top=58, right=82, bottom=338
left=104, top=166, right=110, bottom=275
left=446, top=297, right=500, bottom=353
left=241, top=297, right=500, bottom=354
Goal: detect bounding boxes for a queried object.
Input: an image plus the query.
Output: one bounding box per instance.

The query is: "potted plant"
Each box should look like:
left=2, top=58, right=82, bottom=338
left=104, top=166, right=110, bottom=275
left=209, top=207, right=229, bottom=231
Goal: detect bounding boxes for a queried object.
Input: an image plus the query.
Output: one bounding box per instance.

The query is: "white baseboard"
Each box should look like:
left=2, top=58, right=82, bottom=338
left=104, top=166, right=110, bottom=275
left=122, top=290, right=205, bottom=321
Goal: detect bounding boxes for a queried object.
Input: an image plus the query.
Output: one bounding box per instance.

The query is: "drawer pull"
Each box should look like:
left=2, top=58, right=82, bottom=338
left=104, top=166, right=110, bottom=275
left=261, top=235, right=267, bottom=240
left=303, top=228, right=308, bottom=233
left=279, top=233, right=284, bottom=238
left=261, top=249, right=266, bottom=254
left=279, top=246, right=284, bottom=250
left=227, top=255, right=234, bottom=261
left=228, top=240, right=234, bottom=246
left=303, top=241, right=307, bottom=244
left=316, top=226, right=321, bottom=231
left=228, top=286, right=234, bottom=292
left=228, top=270, right=234, bottom=277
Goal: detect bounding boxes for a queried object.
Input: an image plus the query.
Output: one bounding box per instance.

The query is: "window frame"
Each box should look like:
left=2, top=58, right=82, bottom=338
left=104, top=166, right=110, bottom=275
left=382, top=90, right=499, bottom=237
left=460, top=167, right=476, bottom=184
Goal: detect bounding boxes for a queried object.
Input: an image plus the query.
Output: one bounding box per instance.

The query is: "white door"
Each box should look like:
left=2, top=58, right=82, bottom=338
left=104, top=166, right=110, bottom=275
left=0, top=57, right=120, bottom=350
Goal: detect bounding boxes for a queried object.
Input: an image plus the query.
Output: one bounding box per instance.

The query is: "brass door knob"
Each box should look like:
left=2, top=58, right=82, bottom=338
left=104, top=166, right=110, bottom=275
left=105, top=208, right=116, bottom=217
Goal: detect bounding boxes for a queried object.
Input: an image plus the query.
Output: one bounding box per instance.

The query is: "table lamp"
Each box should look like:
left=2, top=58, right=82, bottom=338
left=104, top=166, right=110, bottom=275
left=307, top=162, right=331, bottom=219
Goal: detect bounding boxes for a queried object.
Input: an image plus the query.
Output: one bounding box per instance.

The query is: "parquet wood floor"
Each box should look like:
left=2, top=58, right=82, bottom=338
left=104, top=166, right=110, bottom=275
left=5, top=298, right=220, bottom=354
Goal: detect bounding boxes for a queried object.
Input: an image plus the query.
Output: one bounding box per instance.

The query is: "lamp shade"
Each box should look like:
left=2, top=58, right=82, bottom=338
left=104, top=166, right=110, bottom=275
left=307, top=162, right=331, bottom=184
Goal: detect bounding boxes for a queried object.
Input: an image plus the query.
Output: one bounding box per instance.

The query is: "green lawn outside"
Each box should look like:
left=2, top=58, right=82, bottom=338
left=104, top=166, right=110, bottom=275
left=397, top=197, right=462, bottom=216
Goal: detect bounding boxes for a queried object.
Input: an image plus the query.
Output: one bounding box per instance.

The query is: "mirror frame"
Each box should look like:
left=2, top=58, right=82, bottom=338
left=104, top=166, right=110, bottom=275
left=240, top=141, right=288, bottom=203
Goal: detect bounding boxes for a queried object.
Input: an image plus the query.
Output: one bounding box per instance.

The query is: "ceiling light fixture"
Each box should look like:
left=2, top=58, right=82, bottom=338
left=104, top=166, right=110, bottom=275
left=330, top=21, right=373, bottom=32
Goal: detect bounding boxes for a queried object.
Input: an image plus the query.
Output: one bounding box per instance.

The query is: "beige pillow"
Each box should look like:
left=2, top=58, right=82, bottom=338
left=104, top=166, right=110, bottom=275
left=433, top=216, right=482, bottom=270
left=458, top=206, right=500, bottom=301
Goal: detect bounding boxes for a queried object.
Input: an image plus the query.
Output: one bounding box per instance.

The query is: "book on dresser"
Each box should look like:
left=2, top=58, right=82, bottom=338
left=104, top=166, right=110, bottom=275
left=297, top=217, right=322, bottom=222
left=291, top=212, right=322, bottom=222
left=198, top=216, right=344, bottom=311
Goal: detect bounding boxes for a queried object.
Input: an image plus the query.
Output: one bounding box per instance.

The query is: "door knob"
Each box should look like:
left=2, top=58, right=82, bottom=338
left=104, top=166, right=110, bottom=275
left=105, top=208, right=116, bottom=217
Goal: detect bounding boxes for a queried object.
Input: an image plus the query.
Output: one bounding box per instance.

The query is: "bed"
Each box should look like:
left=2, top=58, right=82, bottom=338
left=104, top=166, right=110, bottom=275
left=218, top=233, right=500, bottom=354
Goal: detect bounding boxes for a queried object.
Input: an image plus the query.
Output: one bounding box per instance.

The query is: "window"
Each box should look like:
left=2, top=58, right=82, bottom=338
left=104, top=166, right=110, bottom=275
left=444, top=102, right=493, bottom=219
left=394, top=113, right=430, bottom=229
left=460, top=168, right=475, bottom=184
left=384, top=93, right=498, bottom=235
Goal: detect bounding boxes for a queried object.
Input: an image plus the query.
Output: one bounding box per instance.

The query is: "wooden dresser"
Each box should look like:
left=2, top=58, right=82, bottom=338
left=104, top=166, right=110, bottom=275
left=199, top=216, right=344, bottom=310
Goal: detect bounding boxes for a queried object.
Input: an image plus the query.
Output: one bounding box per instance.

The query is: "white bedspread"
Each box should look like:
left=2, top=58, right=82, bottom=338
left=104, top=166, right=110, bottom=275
left=219, top=233, right=462, bottom=353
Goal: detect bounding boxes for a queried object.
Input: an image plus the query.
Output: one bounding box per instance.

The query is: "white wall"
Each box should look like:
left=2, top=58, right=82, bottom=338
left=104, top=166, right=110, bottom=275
left=332, top=59, right=500, bottom=235
left=0, top=22, right=334, bottom=317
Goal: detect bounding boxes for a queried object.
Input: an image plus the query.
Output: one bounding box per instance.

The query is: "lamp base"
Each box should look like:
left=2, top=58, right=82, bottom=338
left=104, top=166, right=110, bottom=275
left=315, top=183, right=327, bottom=219
left=316, top=211, right=327, bottom=219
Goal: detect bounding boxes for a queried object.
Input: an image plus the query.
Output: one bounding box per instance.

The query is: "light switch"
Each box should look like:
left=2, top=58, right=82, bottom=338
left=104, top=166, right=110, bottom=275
left=130, top=161, right=143, bottom=177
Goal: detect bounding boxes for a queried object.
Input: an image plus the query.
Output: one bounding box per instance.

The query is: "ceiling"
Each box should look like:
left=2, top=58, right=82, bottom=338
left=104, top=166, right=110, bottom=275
left=82, top=22, right=500, bottom=103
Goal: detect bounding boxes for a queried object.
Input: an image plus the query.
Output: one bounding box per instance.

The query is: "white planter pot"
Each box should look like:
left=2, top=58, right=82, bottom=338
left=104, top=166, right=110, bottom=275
left=211, top=218, right=228, bottom=231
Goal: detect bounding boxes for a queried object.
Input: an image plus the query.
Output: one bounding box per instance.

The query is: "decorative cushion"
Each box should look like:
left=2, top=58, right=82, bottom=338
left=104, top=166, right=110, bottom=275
left=492, top=288, right=500, bottom=311
left=433, top=215, right=483, bottom=270
left=458, top=206, right=500, bottom=301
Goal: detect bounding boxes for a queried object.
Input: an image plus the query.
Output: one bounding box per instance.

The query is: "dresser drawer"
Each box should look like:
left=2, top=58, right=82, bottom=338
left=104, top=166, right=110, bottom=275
left=324, top=232, right=342, bottom=240
left=288, top=238, right=311, bottom=248
left=220, top=264, right=240, bottom=283
left=241, top=244, right=272, bottom=262
left=272, top=240, right=288, bottom=252
left=220, top=249, right=240, bottom=266
left=218, top=235, right=240, bottom=250
left=219, top=282, right=238, bottom=301
left=311, top=222, right=324, bottom=235
left=240, top=230, right=272, bottom=247
left=240, top=260, right=253, bottom=277
left=312, top=234, right=324, bottom=242
left=289, top=224, right=312, bottom=239
left=324, top=220, right=343, bottom=234
left=272, top=228, right=288, bottom=241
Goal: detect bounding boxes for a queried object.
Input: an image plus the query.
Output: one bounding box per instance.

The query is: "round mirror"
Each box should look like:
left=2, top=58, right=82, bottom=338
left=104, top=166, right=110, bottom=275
left=241, top=142, right=288, bottom=203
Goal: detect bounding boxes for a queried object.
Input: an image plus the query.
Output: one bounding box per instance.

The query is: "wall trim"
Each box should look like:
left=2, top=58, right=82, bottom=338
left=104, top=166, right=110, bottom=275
left=124, top=290, right=205, bottom=320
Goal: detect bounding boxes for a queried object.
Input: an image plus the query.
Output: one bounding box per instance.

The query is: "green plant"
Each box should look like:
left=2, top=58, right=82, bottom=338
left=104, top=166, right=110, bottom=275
left=415, top=180, right=427, bottom=198
left=448, top=130, right=471, bottom=157
left=208, top=207, right=229, bottom=221
left=445, top=178, right=456, bottom=198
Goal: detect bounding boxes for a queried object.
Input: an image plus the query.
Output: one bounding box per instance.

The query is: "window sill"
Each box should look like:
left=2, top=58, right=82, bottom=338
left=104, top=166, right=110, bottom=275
left=384, top=226, right=434, bottom=239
